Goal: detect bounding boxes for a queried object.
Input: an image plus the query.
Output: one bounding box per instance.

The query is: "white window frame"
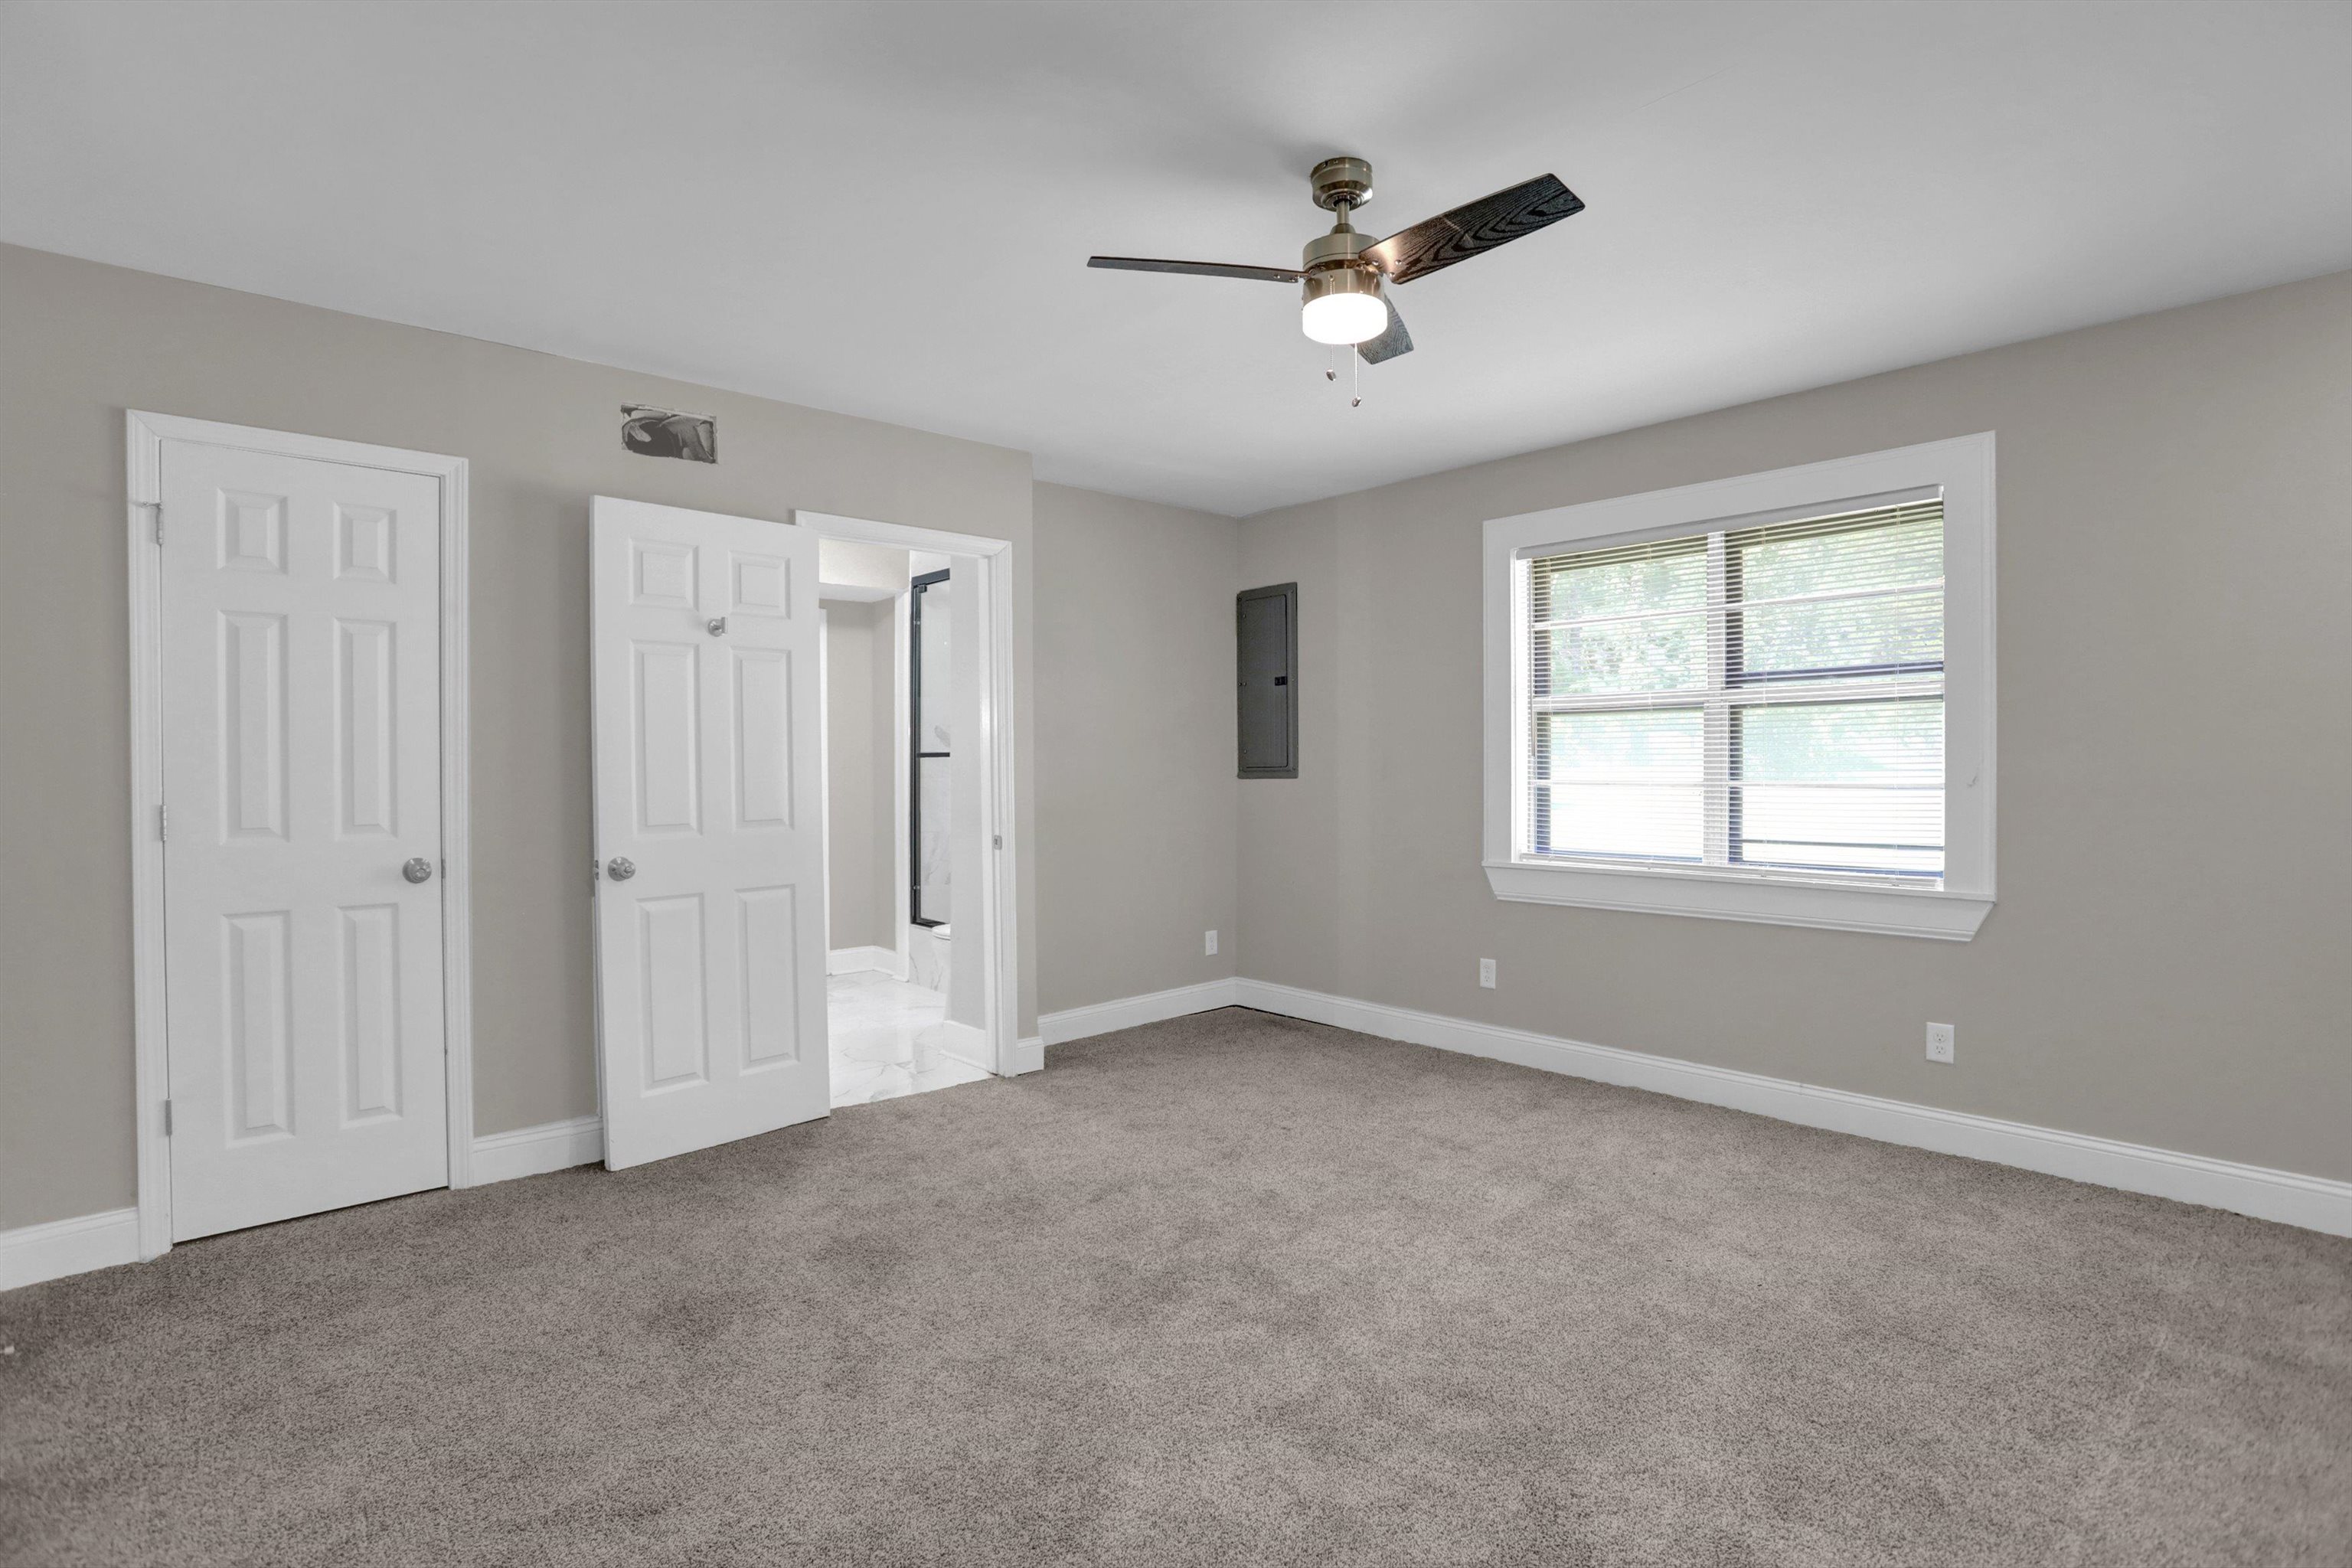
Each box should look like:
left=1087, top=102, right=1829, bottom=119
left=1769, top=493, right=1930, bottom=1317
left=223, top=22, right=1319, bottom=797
left=1483, top=433, right=1995, bottom=940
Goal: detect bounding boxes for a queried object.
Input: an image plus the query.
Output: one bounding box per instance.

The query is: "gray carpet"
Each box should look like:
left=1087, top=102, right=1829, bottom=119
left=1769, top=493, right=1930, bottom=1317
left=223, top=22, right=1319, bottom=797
left=5, top=1008, right=2349, bottom=1566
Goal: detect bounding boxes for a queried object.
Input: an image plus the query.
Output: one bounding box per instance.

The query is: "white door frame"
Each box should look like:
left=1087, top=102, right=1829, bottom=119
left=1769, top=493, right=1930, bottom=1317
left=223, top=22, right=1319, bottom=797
left=798, top=510, right=1019, bottom=1075
left=817, top=604, right=831, bottom=957
left=124, top=410, right=473, bottom=1262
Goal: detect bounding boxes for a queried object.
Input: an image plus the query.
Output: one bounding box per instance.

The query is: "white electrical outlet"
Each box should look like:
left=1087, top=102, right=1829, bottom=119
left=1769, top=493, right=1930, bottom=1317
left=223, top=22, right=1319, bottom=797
left=1926, top=1022, right=1955, bottom=1063
left=1204, top=929, right=1218, bottom=956
left=1478, top=959, right=1497, bottom=989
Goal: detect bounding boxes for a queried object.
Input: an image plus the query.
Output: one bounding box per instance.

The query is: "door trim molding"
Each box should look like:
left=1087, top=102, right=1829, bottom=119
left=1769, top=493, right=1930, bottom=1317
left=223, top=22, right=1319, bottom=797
left=124, top=410, right=474, bottom=1263
left=796, top=511, right=1024, bottom=1077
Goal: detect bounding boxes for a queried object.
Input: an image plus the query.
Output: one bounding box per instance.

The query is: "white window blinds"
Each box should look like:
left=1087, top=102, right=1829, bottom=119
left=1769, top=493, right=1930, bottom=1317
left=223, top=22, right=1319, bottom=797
left=1525, top=499, right=1945, bottom=884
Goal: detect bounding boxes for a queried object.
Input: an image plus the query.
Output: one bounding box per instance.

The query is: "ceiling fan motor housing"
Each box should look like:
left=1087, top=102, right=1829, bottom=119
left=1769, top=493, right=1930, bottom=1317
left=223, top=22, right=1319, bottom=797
left=1302, top=224, right=1383, bottom=323
left=1304, top=156, right=1384, bottom=309
left=1309, top=155, right=1374, bottom=212
left=1300, top=257, right=1382, bottom=312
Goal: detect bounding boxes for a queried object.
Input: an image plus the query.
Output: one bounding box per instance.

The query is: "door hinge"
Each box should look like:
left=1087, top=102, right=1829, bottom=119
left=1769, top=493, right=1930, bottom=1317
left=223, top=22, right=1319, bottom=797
left=993, top=834, right=1003, bottom=850
left=162, top=1099, right=173, bottom=1137
left=158, top=804, right=168, bottom=841
left=147, top=502, right=163, bottom=545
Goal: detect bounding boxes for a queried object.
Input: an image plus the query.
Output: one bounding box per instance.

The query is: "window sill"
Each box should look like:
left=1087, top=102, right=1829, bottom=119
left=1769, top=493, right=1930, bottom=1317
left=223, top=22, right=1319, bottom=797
left=1483, top=860, right=1993, bottom=940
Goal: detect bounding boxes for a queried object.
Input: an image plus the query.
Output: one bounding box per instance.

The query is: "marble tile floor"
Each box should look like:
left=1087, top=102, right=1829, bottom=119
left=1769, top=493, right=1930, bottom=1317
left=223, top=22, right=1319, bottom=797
left=828, top=969, right=992, bottom=1107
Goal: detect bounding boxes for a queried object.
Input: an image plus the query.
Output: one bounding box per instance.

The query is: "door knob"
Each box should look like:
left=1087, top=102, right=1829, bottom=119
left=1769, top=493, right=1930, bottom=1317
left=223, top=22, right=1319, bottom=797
left=607, top=857, right=636, bottom=881
left=403, top=857, right=434, bottom=884
left=706, top=616, right=728, bottom=637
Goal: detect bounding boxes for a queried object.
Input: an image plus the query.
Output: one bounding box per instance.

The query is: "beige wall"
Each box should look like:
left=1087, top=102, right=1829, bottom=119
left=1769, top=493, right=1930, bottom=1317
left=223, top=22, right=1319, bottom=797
left=1238, top=267, right=2352, bottom=1184
left=1034, top=484, right=1240, bottom=1012
left=823, top=600, right=897, bottom=953
left=7, top=237, right=2343, bottom=1231
left=0, top=243, right=1040, bottom=1230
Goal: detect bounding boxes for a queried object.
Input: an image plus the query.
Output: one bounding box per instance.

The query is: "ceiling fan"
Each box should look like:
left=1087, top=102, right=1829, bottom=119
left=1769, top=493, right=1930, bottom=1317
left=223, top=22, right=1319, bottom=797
left=1089, top=155, right=1586, bottom=366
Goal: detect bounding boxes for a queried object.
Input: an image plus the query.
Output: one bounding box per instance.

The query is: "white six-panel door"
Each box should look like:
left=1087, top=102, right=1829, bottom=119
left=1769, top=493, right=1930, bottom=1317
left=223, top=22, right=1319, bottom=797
left=591, top=498, right=829, bottom=1168
left=160, top=440, right=448, bottom=1241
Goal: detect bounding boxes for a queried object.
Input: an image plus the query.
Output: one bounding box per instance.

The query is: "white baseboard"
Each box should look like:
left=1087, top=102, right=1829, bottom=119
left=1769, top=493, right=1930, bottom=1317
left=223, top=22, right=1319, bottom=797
left=20, top=978, right=2332, bottom=1298
left=1037, top=978, right=1241, bottom=1046
left=1229, top=978, right=2352, bottom=1239
left=3, top=1116, right=606, bottom=1290
left=469, top=1114, right=603, bottom=1185
left=1, top=1207, right=140, bottom=1291
left=919, top=1018, right=992, bottom=1072
left=828, top=945, right=903, bottom=978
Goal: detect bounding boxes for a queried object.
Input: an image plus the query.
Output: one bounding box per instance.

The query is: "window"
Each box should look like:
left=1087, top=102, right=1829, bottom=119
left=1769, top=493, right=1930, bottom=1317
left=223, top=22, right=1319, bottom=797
left=1484, top=435, right=1994, bottom=939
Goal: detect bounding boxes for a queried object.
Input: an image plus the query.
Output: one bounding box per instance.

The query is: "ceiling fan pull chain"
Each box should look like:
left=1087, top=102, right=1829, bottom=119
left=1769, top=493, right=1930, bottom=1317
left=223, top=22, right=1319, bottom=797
left=1351, top=348, right=1363, bottom=409
left=1325, top=345, right=1335, bottom=383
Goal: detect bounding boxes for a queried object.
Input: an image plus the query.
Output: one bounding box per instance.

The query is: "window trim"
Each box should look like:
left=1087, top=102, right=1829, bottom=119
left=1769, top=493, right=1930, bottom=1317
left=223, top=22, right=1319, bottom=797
left=1482, top=433, right=1995, bottom=940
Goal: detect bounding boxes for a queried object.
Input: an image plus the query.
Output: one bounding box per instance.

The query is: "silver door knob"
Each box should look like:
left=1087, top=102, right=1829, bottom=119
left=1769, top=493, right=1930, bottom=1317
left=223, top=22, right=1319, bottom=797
left=606, top=857, right=636, bottom=881
left=403, top=857, right=434, bottom=884
left=706, top=616, right=727, bottom=637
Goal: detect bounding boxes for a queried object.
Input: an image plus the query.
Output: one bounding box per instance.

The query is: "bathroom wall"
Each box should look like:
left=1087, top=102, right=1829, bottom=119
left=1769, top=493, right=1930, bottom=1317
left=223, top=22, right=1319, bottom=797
left=823, top=599, right=896, bottom=953
left=820, top=538, right=909, bottom=965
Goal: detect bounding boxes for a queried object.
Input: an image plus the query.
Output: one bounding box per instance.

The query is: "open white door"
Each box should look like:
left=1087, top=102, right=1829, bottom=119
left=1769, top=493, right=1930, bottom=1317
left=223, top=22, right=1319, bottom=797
left=592, top=498, right=829, bottom=1168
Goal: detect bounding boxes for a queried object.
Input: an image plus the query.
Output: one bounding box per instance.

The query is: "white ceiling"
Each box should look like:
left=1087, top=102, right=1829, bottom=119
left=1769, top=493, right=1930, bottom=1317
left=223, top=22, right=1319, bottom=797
left=6, top=2, right=2350, bottom=516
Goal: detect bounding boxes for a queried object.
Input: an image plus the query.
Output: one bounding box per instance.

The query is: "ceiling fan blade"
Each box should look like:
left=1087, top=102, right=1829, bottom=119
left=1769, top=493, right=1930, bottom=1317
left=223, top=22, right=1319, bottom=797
left=1357, top=297, right=1413, bottom=364
left=1087, top=256, right=1303, bottom=283
left=1365, top=175, right=1586, bottom=285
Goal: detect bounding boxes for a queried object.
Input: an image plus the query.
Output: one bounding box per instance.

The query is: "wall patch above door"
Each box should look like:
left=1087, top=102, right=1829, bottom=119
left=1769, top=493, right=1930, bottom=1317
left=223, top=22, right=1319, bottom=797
left=621, top=403, right=717, bottom=463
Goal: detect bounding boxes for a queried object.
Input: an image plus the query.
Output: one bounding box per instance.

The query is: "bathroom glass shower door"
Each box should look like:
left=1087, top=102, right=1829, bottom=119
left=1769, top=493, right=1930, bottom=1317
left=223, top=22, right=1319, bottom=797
left=910, top=568, right=952, bottom=928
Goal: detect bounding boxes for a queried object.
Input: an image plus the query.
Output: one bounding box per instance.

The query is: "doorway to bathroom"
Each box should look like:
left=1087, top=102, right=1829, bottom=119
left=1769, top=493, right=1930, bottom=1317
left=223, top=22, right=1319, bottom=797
left=817, top=530, right=1004, bottom=1106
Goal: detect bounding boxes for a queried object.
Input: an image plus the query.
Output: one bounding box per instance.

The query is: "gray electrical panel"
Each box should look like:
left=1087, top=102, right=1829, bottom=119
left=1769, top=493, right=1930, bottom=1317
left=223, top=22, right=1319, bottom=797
left=1237, top=583, right=1298, bottom=778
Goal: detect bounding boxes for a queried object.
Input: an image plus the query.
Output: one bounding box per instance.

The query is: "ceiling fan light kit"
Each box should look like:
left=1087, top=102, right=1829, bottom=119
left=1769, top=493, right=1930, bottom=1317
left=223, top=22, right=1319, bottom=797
left=1089, top=154, right=1586, bottom=389
left=1300, top=270, right=1387, bottom=346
